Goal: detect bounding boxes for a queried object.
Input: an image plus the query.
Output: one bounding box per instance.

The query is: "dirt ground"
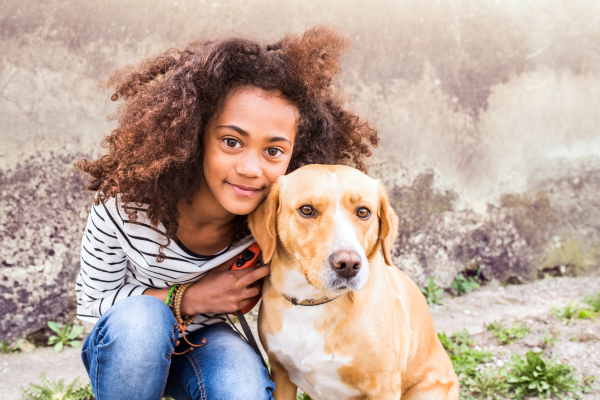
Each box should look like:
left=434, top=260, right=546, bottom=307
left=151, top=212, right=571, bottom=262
left=1, top=275, right=599, bottom=399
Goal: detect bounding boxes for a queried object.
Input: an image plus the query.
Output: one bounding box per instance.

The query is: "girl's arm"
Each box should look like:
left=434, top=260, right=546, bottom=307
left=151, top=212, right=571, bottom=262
left=144, top=260, right=270, bottom=316
left=77, top=202, right=147, bottom=318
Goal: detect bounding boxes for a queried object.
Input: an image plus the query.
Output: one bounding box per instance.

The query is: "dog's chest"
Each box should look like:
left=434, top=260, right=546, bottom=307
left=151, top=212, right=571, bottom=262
left=266, top=306, right=361, bottom=400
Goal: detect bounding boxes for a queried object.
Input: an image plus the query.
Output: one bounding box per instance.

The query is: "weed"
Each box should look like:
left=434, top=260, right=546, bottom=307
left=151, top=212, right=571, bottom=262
left=577, top=308, right=596, bottom=320
left=582, top=292, right=600, bottom=313
left=1, top=340, right=21, bottom=354
left=420, top=277, right=443, bottom=305
left=581, top=375, right=598, bottom=394
left=296, top=393, right=312, bottom=400
left=438, top=329, right=493, bottom=377
left=47, top=322, right=84, bottom=353
left=506, top=350, right=580, bottom=399
left=541, top=330, right=559, bottom=349
left=20, top=373, right=94, bottom=400
left=460, top=367, right=509, bottom=400
left=451, top=269, right=481, bottom=296
left=486, top=321, right=530, bottom=345
left=552, top=301, right=596, bottom=324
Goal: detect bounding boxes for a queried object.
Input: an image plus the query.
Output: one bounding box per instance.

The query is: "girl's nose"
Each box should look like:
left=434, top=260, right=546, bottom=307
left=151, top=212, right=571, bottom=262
left=235, top=151, right=262, bottom=178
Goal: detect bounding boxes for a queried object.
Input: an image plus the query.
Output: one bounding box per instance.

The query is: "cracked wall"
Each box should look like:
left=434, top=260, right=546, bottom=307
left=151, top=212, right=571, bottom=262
left=1, top=0, right=599, bottom=343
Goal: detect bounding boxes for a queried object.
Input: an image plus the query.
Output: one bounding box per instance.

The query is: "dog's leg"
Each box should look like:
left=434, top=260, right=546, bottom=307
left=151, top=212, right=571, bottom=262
left=271, top=363, right=298, bottom=400
left=399, top=378, right=459, bottom=400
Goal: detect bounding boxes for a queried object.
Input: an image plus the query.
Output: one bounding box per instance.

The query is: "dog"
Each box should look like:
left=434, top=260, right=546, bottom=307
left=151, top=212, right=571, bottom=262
left=248, top=164, right=459, bottom=400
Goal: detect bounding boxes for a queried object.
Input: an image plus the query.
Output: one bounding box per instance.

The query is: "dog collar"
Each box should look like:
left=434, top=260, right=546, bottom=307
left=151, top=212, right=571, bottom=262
left=281, top=293, right=341, bottom=306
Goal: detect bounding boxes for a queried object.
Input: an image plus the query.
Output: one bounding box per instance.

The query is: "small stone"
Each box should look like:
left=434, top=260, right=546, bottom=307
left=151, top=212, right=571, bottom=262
left=16, top=339, right=35, bottom=353
left=496, top=359, right=504, bottom=368
left=532, top=346, right=543, bottom=353
left=463, top=310, right=472, bottom=315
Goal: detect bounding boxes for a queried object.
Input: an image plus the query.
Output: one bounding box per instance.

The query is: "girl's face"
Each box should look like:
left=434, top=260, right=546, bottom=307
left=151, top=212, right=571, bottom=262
left=201, top=86, right=298, bottom=216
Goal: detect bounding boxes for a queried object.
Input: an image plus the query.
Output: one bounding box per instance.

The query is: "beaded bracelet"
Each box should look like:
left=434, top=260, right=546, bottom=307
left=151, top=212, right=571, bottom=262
left=164, top=284, right=178, bottom=306
left=171, top=282, right=206, bottom=355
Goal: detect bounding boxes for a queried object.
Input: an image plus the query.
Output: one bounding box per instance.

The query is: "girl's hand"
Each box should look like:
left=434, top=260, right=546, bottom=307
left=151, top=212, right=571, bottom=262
left=180, top=256, right=270, bottom=316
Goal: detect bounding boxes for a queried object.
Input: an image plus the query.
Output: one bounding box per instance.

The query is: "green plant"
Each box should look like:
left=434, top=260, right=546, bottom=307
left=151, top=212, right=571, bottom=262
left=420, top=277, right=443, bottom=305
left=486, top=321, right=530, bottom=345
left=460, top=367, right=509, bottom=400
left=296, top=393, right=312, bottom=400
left=47, top=322, right=84, bottom=353
left=438, top=329, right=493, bottom=377
left=581, top=374, right=598, bottom=394
left=577, top=308, right=596, bottom=320
left=20, top=373, right=94, bottom=400
left=541, top=330, right=559, bottom=349
left=552, top=301, right=596, bottom=324
left=451, top=269, right=481, bottom=296
left=1, top=340, right=21, bottom=354
left=506, top=350, right=580, bottom=399
left=582, top=292, right=600, bottom=313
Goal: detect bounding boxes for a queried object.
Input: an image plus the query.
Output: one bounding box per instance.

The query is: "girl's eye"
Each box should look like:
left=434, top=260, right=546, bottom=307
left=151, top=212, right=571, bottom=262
left=224, top=138, right=241, bottom=148
left=298, top=205, right=316, bottom=217
left=356, top=207, right=371, bottom=219
left=266, top=148, right=282, bottom=157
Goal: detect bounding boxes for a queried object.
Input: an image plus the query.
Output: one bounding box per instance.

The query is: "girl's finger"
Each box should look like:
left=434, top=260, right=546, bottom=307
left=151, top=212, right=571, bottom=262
left=235, top=264, right=270, bottom=289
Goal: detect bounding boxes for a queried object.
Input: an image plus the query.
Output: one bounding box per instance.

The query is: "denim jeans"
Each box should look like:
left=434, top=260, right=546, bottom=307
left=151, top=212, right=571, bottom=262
left=81, top=296, right=274, bottom=400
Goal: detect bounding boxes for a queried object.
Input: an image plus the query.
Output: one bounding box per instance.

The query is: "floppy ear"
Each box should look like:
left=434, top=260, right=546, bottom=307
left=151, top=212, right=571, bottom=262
left=248, top=180, right=281, bottom=263
left=378, top=181, right=399, bottom=266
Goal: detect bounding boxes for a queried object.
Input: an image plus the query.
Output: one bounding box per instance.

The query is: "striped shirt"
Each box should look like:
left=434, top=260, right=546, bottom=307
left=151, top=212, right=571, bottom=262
left=75, top=197, right=254, bottom=333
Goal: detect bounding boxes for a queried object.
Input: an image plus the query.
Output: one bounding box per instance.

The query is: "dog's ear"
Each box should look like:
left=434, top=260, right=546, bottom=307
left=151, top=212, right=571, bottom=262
left=248, top=180, right=281, bottom=263
left=378, top=181, right=399, bottom=266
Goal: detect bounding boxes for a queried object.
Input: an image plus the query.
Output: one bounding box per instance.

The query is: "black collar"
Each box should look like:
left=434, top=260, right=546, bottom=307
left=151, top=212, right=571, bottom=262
left=281, top=293, right=341, bottom=306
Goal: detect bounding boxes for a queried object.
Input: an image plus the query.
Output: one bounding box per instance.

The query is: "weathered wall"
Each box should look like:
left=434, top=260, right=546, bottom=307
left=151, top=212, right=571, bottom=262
left=1, top=0, right=599, bottom=343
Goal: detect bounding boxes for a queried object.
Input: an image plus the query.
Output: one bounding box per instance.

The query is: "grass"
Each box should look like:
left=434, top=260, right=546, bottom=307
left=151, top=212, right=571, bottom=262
left=420, top=277, right=443, bottom=305
left=439, top=329, right=595, bottom=400
left=486, top=321, right=530, bottom=345
left=20, top=374, right=94, bottom=400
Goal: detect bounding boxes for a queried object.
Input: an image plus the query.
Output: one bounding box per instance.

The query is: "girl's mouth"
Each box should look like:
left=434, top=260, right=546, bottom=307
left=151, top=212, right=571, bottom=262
left=227, top=182, right=262, bottom=197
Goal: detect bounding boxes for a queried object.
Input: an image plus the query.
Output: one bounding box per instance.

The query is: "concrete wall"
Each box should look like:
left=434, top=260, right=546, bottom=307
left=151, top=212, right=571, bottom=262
left=1, top=0, right=599, bottom=343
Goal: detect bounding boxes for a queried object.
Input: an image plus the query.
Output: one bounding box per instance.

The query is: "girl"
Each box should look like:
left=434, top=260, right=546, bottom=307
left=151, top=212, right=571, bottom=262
left=75, top=26, right=378, bottom=400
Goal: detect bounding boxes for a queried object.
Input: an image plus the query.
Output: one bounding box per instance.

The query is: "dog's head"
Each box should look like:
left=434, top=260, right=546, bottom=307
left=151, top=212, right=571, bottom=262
left=248, top=164, right=398, bottom=299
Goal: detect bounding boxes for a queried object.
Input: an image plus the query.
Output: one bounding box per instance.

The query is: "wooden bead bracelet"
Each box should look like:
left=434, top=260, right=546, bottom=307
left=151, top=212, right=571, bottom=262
left=169, top=282, right=206, bottom=355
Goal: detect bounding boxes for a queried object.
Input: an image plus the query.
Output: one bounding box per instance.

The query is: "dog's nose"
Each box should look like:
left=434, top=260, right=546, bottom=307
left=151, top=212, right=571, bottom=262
left=330, top=251, right=362, bottom=279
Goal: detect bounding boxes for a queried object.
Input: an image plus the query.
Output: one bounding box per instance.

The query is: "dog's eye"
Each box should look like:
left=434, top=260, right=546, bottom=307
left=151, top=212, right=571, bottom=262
left=356, top=207, right=371, bottom=219
left=298, top=205, right=315, bottom=217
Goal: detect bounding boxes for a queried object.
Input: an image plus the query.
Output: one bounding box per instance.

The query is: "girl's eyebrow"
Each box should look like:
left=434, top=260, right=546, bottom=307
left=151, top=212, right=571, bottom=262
left=216, top=125, right=292, bottom=144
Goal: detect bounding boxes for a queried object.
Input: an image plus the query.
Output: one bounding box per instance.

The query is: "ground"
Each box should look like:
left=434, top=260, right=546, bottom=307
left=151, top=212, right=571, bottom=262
left=1, top=275, right=599, bottom=399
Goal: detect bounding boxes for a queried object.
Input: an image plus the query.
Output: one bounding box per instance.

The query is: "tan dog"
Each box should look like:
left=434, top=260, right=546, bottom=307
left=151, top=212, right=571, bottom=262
left=248, top=165, right=459, bottom=400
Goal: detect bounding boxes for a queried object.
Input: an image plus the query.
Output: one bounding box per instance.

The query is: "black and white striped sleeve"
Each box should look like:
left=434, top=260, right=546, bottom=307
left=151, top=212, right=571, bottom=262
left=78, top=202, right=146, bottom=317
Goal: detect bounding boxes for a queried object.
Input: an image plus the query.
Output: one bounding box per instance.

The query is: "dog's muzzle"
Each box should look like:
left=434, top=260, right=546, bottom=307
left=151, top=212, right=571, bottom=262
left=329, top=250, right=362, bottom=279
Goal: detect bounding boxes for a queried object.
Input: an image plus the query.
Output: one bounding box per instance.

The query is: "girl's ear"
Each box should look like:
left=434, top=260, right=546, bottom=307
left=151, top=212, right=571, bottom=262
left=377, top=181, right=399, bottom=266
left=248, top=180, right=281, bottom=263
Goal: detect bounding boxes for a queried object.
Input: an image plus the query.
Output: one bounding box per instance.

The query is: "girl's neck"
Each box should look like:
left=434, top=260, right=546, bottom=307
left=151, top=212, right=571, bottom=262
left=176, top=182, right=236, bottom=255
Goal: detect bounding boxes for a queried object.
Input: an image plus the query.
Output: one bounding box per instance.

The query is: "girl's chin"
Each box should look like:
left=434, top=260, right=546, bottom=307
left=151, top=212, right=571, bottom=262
left=223, top=199, right=263, bottom=216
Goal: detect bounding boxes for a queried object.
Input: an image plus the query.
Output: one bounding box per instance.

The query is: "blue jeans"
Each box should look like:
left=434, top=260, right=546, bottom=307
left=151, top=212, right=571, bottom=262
left=81, top=296, right=274, bottom=400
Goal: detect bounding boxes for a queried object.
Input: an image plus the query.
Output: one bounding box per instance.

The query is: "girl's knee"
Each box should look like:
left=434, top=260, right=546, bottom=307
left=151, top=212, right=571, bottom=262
left=93, top=295, right=177, bottom=348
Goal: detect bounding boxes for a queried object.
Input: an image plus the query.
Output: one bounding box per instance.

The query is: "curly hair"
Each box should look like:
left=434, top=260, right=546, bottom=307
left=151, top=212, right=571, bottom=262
left=76, top=26, right=379, bottom=259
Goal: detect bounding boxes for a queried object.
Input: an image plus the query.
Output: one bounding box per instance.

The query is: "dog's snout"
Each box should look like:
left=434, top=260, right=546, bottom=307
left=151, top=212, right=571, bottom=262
left=329, top=251, right=362, bottom=279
